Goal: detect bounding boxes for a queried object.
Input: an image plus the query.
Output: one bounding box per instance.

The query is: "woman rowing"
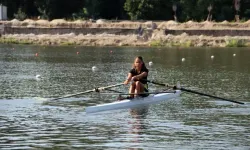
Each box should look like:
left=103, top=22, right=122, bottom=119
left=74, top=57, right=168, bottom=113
left=124, top=56, right=149, bottom=98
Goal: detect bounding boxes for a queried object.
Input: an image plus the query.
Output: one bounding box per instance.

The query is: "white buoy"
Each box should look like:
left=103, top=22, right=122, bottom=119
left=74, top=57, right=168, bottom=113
left=35, top=74, right=41, bottom=81
left=36, top=75, right=41, bottom=79
left=181, top=58, right=185, bottom=62
left=211, top=55, right=214, bottom=59
left=233, top=54, right=236, bottom=57
left=92, top=66, right=98, bottom=72
left=149, top=61, right=153, bottom=66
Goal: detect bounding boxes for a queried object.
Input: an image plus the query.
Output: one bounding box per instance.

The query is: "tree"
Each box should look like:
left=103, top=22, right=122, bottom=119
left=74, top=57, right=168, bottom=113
left=124, top=0, right=149, bottom=20
left=1, top=0, right=250, bottom=21
left=234, top=0, right=241, bottom=22
left=124, top=0, right=173, bottom=20
left=34, top=0, right=84, bottom=20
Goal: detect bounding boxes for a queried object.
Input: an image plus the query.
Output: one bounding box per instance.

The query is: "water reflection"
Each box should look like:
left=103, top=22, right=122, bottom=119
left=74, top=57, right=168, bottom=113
left=128, top=107, right=148, bottom=147
left=129, top=107, right=148, bottom=133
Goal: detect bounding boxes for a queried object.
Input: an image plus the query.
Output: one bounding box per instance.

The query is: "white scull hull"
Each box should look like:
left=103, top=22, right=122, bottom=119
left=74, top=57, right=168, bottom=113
left=85, top=90, right=181, bottom=113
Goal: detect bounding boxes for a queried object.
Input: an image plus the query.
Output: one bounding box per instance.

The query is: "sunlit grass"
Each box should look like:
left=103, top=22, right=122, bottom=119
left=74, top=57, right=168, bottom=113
left=225, top=38, right=247, bottom=47
left=150, top=40, right=193, bottom=47
left=0, top=37, right=32, bottom=44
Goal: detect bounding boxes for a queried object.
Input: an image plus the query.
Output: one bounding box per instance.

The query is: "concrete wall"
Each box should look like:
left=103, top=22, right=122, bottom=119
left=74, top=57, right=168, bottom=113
left=2, top=26, right=250, bottom=37
left=4, top=27, right=136, bottom=35
left=165, top=29, right=250, bottom=36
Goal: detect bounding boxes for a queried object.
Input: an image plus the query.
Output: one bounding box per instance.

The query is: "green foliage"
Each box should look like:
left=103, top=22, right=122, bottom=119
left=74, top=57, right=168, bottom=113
left=35, top=0, right=54, bottom=20
left=165, top=41, right=193, bottom=47
left=244, top=9, right=250, bottom=19
left=83, top=0, right=100, bottom=19
left=124, top=0, right=172, bottom=20
left=0, top=37, right=32, bottom=44
left=217, top=5, right=234, bottom=21
left=179, top=0, right=200, bottom=21
left=61, top=41, right=76, bottom=46
left=97, top=0, right=127, bottom=19
left=13, top=8, right=27, bottom=21
left=72, top=8, right=89, bottom=20
left=35, top=0, right=85, bottom=20
left=124, top=0, right=145, bottom=20
left=181, top=40, right=193, bottom=47
left=150, top=40, right=193, bottom=47
left=2, top=0, right=250, bottom=21
left=150, top=40, right=163, bottom=47
left=226, top=39, right=246, bottom=47
left=240, top=18, right=248, bottom=22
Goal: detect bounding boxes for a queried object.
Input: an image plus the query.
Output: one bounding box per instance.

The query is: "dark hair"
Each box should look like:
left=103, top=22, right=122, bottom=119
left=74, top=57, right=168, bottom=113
left=133, top=56, right=148, bottom=72
left=138, top=56, right=143, bottom=61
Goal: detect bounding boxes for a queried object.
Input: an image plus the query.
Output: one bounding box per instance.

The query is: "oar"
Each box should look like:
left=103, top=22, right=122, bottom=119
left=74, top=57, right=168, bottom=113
left=143, top=79, right=245, bottom=105
left=178, top=87, right=245, bottom=105
left=50, top=83, right=124, bottom=101
left=143, top=79, right=167, bottom=86
left=141, top=79, right=172, bottom=87
left=98, top=91, right=176, bottom=95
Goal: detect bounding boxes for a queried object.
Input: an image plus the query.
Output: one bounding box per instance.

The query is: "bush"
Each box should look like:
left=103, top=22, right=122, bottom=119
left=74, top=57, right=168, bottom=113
left=14, top=8, right=27, bottom=21
left=150, top=40, right=163, bottom=47
left=72, top=8, right=89, bottom=20
left=226, top=39, right=246, bottom=47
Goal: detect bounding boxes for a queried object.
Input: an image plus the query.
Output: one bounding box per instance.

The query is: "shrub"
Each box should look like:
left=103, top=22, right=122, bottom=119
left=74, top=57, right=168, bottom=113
left=150, top=40, right=163, bottom=47
left=14, top=8, right=27, bottom=21
left=226, top=39, right=246, bottom=47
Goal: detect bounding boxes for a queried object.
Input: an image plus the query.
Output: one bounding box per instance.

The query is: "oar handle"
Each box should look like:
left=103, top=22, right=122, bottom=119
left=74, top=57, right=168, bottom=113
left=146, top=80, right=166, bottom=86
left=142, top=79, right=177, bottom=89
left=142, top=79, right=170, bottom=87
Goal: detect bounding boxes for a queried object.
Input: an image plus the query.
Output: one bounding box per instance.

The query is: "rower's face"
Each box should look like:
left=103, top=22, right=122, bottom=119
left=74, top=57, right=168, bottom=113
left=134, top=58, right=142, bottom=68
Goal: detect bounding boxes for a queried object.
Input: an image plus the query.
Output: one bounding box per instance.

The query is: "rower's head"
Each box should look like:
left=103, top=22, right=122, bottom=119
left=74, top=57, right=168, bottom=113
left=133, top=56, right=147, bottom=70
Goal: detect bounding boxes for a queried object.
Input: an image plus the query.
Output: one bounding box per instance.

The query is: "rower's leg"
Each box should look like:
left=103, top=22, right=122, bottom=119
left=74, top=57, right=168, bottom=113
left=135, top=81, right=144, bottom=97
left=129, top=82, right=136, bottom=98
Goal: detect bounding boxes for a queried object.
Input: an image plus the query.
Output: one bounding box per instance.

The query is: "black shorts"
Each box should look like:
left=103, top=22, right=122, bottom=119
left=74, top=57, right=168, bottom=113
left=140, top=84, right=149, bottom=97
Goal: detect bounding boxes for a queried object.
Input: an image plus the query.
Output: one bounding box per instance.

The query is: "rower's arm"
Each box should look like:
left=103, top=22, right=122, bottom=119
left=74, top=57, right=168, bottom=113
left=124, top=73, right=132, bottom=84
left=135, top=72, right=148, bottom=80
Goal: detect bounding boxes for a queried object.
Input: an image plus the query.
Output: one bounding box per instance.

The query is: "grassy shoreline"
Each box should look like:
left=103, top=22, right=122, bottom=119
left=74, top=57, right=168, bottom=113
left=1, top=19, right=250, bottom=47
left=1, top=33, right=249, bottom=47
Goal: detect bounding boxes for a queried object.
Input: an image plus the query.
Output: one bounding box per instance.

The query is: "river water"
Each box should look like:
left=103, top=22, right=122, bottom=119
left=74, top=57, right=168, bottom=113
left=0, top=45, right=249, bottom=149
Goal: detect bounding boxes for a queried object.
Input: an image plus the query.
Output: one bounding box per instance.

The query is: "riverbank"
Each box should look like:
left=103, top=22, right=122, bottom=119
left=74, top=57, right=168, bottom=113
left=2, top=32, right=249, bottom=47
left=1, top=19, right=250, bottom=47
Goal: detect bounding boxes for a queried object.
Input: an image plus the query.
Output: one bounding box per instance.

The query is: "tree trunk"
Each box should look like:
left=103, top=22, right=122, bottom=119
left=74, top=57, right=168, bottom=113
left=235, top=15, right=240, bottom=22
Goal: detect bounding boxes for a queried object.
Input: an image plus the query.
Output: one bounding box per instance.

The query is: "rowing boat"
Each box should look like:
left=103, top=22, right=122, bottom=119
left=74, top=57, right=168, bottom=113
left=50, top=80, right=244, bottom=111
left=85, top=90, right=181, bottom=113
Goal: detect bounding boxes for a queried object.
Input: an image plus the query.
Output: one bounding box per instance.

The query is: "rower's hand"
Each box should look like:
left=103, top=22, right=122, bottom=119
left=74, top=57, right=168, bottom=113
left=124, top=76, right=138, bottom=85
left=124, top=80, right=129, bottom=85
left=131, top=76, right=138, bottom=82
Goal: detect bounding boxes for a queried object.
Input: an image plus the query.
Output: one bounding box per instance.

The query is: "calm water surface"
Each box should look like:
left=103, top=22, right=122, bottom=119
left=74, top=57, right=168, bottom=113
left=0, top=45, right=250, bottom=149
